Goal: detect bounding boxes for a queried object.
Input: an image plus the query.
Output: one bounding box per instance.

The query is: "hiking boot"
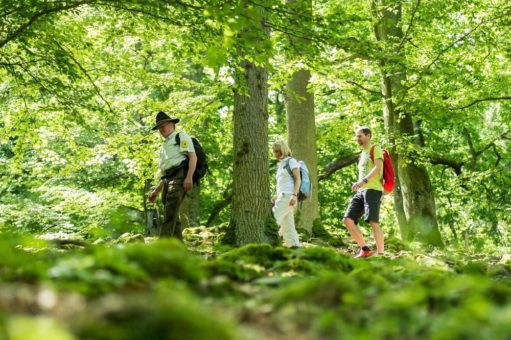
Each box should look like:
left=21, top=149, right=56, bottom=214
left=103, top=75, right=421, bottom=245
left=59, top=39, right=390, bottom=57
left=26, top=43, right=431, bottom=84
left=355, top=246, right=373, bottom=258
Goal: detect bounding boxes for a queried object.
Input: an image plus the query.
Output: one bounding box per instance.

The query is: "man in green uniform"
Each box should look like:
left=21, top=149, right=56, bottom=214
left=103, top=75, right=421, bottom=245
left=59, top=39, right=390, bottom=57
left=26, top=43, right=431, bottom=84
left=343, top=126, right=385, bottom=257
left=148, top=111, right=197, bottom=240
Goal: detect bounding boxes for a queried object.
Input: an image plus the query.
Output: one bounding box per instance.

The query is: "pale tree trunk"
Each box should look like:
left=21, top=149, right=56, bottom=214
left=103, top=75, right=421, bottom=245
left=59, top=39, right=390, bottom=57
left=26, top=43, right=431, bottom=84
left=229, top=11, right=272, bottom=245
left=285, top=0, right=319, bottom=234
left=179, top=183, right=200, bottom=228
left=373, top=0, right=443, bottom=246
left=286, top=69, right=319, bottom=233
left=179, top=63, right=204, bottom=228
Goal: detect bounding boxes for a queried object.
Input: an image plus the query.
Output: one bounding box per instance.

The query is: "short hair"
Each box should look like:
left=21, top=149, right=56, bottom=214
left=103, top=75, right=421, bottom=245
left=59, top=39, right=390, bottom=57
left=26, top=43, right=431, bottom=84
left=272, top=139, right=292, bottom=157
left=356, top=126, right=372, bottom=137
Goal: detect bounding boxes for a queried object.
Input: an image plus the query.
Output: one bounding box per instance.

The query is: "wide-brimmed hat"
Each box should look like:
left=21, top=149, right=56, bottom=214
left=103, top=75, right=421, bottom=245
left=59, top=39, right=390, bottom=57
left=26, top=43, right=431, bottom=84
left=152, top=111, right=179, bottom=130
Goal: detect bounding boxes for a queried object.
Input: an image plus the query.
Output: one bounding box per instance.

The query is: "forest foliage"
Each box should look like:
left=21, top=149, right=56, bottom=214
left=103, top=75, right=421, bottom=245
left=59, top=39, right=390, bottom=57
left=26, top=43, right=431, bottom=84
left=0, top=0, right=510, bottom=338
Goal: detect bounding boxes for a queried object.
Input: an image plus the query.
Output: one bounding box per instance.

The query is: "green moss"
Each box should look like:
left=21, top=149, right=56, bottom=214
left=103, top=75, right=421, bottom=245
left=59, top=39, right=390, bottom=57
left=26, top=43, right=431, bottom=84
left=486, top=264, right=510, bottom=278
left=456, top=261, right=488, bottom=275
left=273, top=272, right=358, bottom=308
left=204, top=258, right=262, bottom=282
left=384, top=237, right=410, bottom=252
left=72, top=288, right=237, bottom=340
left=0, top=238, right=50, bottom=282
left=218, top=243, right=290, bottom=268
left=48, top=239, right=204, bottom=296
left=274, top=247, right=354, bottom=274
left=122, top=239, right=204, bottom=284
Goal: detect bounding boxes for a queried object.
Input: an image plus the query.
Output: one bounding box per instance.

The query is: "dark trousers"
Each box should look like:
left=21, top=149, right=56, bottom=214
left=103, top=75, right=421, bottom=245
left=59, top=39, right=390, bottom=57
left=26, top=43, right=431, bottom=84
left=161, top=167, right=186, bottom=240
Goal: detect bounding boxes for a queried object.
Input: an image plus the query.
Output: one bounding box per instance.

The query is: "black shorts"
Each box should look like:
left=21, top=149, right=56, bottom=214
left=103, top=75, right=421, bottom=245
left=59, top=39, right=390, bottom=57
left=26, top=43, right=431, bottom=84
left=344, top=189, right=382, bottom=224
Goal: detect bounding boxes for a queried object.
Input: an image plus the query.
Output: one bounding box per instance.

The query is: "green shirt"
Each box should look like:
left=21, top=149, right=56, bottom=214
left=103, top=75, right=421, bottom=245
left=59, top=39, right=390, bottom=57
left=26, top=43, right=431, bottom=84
left=358, top=144, right=383, bottom=192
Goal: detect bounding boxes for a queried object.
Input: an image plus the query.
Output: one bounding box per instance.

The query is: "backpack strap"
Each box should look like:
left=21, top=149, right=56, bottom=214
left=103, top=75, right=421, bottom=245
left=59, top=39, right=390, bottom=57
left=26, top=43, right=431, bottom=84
left=284, top=158, right=294, bottom=178
left=174, top=132, right=181, bottom=146
left=370, top=145, right=376, bottom=163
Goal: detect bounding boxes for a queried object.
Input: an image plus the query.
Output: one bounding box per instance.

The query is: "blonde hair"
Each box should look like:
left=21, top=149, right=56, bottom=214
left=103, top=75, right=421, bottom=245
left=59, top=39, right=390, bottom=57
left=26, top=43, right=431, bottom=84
left=272, top=139, right=292, bottom=157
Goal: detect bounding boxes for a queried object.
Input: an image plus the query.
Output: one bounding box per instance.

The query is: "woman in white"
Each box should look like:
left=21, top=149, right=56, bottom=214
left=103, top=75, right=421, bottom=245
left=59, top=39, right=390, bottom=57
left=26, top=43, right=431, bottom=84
left=271, top=140, right=301, bottom=248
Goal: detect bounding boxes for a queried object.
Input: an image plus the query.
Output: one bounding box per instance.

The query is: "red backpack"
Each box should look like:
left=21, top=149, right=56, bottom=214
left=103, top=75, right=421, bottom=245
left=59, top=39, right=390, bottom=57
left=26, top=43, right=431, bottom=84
left=370, top=145, right=395, bottom=194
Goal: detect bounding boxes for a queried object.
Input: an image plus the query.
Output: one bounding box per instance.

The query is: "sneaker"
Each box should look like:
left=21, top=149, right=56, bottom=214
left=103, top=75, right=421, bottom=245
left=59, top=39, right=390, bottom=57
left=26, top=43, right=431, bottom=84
left=355, top=246, right=373, bottom=258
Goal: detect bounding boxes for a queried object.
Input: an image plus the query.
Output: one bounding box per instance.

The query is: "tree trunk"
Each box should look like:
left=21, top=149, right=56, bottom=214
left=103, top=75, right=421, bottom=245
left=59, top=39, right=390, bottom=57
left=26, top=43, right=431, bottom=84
left=229, top=13, right=272, bottom=245
left=373, top=0, right=443, bottom=246
left=285, top=0, right=318, bottom=234
left=286, top=68, right=319, bottom=233
left=179, top=62, right=204, bottom=228
left=179, top=183, right=200, bottom=228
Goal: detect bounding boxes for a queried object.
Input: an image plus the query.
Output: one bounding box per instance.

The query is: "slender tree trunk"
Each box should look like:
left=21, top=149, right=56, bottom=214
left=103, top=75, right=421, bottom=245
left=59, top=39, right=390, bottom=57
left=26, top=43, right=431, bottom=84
left=286, top=69, right=319, bottom=233
left=373, top=0, right=443, bottom=246
left=285, top=0, right=319, bottom=234
left=275, top=88, right=286, bottom=126
left=179, top=62, right=204, bottom=228
left=229, top=11, right=272, bottom=245
left=179, top=184, right=200, bottom=227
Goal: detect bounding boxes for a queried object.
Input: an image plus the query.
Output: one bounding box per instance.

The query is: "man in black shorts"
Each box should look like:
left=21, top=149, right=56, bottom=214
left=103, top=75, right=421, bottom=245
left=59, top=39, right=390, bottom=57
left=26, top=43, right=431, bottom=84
left=343, top=126, right=384, bottom=257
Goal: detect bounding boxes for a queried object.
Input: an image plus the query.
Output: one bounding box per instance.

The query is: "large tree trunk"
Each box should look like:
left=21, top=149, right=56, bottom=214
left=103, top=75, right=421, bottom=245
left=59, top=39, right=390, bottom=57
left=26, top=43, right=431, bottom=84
left=286, top=68, right=319, bottom=233
left=229, top=13, right=272, bottom=245
left=373, top=0, right=443, bottom=246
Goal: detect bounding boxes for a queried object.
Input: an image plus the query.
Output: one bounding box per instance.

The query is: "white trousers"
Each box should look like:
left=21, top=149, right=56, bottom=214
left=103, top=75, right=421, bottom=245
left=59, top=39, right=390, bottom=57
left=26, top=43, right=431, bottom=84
left=273, top=193, right=300, bottom=247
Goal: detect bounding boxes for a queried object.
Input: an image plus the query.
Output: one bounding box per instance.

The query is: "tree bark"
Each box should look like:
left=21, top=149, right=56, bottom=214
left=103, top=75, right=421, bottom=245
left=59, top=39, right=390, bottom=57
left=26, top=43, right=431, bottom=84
left=285, top=0, right=318, bottom=234
left=229, top=11, right=272, bottom=245
left=373, top=0, right=443, bottom=246
left=179, top=183, right=200, bottom=228
left=286, top=68, right=319, bottom=233
left=179, top=62, right=204, bottom=228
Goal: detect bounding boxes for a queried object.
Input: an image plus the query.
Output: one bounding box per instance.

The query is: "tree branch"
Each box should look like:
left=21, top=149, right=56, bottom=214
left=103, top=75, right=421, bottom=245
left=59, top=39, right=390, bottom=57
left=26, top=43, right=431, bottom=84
left=346, top=80, right=382, bottom=96
left=430, top=156, right=463, bottom=175
left=52, top=40, right=115, bottom=112
left=463, top=128, right=509, bottom=170
left=398, top=0, right=421, bottom=51
left=449, top=96, right=511, bottom=110
left=0, top=1, right=95, bottom=49
left=318, top=153, right=359, bottom=181
left=491, top=144, right=502, bottom=167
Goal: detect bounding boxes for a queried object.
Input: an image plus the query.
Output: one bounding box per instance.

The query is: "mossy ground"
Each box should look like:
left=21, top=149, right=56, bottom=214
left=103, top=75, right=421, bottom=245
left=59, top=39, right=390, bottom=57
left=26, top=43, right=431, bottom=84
left=0, top=228, right=510, bottom=339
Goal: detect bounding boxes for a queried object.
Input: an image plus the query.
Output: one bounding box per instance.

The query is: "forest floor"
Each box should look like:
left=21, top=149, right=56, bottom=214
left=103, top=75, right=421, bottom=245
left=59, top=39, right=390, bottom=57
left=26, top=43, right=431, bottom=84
left=0, top=226, right=510, bottom=340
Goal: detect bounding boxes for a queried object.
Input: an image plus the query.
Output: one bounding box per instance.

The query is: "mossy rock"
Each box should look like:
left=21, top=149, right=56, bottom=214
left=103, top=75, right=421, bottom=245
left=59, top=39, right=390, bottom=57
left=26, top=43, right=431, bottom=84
left=273, top=272, right=358, bottom=309
left=384, top=237, right=410, bottom=252
left=456, top=261, right=488, bottom=275
left=348, top=267, right=391, bottom=293
left=327, top=237, right=346, bottom=248
left=122, top=239, right=205, bottom=285
left=117, top=233, right=145, bottom=244
left=486, top=264, right=510, bottom=278
left=428, top=302, right=511, bottom=340
left=486, top=280, right=511, bottom=306
left=273, top=247, right=355, bottom=274
left=0, top=240, right=49, bottom=282
left=72, top=289, right=237, bottom=340
left=204, top=259, right=263, bottom=282
left=49, top=239, right=204, bottom=296
left=48, top=248, right=147, bottom=296
left=218, top=243, right=290, bottom=269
